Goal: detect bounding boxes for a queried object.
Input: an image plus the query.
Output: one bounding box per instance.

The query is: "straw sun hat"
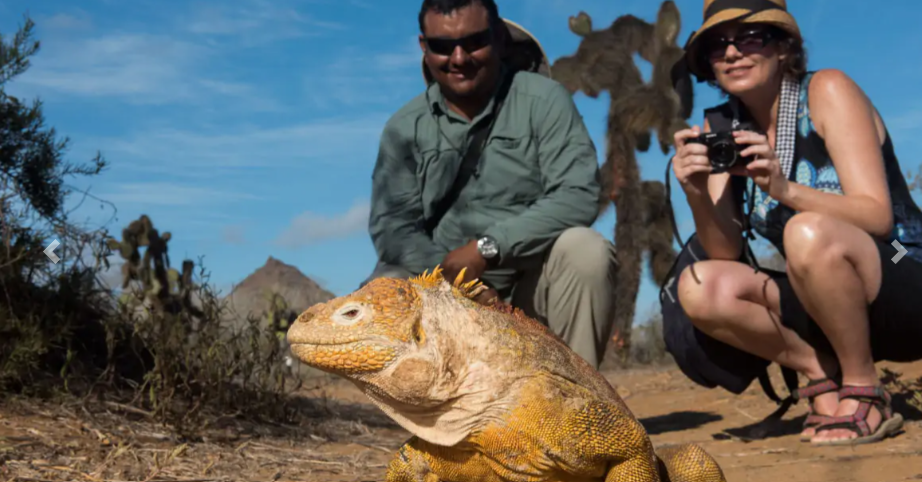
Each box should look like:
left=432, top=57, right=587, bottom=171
left=421, top=18, right=550, bottom=85
left=682, top=0, right=802, bottom=80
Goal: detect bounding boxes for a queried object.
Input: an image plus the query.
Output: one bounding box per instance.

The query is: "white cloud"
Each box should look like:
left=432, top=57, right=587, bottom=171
left=82, top=114, right=389, bottom=178
left=96, top=257, right=126, bottom=291
left=96, top=183, right=260, bottom=207
left=57, top=111, right=390, bottom=245
left=303, top=37, right=423, bottom=107
left=40, top=11, right=94, bottom=31
left=180, top=0, right=345, bottom=45
left=222, top=224, right=247, bottom=245
left=374, top=38, right=424, bottom=71
left=274, top=200, right=370, bottom=248
left=16, top=32, right=229, bottom=104
left=10, top=0, right=344, bottom=107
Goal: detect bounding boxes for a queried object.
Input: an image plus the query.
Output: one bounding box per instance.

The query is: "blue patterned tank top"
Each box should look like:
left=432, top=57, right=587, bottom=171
left=747, top=71, right=922, bottom=264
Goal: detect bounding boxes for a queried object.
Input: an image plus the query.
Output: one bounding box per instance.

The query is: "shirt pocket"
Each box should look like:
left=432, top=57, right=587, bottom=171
left=416, top=145, right=462, bottom=218
left=474, top=135, right=541, bottom=203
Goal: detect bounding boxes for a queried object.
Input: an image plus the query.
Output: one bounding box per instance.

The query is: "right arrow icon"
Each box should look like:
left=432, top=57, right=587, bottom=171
left=892, top=240, right=908, bottom=264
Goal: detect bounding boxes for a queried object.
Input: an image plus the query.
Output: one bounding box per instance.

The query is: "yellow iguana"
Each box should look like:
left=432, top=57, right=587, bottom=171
left=286, top=266, right=726, bottom=482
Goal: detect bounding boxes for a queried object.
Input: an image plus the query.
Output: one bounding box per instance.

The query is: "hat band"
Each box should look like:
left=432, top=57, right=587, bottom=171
left=704, top=0, right=787, bottom=20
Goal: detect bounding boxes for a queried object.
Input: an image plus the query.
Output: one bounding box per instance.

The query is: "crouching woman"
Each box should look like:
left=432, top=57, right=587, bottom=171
left=669, top=0, right=922, bottom=446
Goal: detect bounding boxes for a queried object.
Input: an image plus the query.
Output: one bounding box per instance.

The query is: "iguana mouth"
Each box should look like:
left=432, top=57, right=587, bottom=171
left=289, top=339, right=400, bottom=373
left=289, top=340, right=363, bottom=347
left=288, top=337, right=400, bottom=349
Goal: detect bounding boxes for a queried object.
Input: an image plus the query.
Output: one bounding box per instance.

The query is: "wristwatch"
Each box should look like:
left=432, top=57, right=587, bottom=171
left=477, top=235, right=499, bottom=260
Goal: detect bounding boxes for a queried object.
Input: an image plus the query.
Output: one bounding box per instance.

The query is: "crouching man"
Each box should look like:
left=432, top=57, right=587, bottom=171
left=363, top=0, right=618, bottom=369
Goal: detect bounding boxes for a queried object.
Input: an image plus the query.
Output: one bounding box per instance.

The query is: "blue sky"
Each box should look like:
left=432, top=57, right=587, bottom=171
left=3, top=0, right=921, bottom=325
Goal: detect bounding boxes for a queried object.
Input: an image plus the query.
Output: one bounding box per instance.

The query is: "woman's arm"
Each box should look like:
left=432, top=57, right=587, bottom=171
left=778, top=69, right=894, bottom=238
left=688, top=118, right=746, bottom=260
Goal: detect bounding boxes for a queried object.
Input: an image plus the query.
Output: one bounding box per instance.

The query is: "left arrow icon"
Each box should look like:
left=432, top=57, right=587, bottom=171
left=44, top=239, right=61, bottom=264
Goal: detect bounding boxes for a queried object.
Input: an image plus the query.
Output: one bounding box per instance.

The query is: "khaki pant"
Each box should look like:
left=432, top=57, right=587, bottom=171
left=364, top=227, right=619, bottom=369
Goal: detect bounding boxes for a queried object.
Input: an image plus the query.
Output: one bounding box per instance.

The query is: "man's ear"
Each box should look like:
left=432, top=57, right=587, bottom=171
left=419, top=34, right=428, bottom=54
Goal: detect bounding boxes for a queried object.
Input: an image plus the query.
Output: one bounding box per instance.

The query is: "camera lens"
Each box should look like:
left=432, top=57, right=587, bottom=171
left=710, top=140, right=737, bottom=168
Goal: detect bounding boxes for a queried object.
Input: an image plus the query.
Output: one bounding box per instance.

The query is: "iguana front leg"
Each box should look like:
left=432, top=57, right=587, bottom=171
left=603, top=454, right=662, bottom=482
left=385, top=438, right=439, bottom=482
left=651, top=444, right=727, bottom=482
left=385, top=436, right=495, bottom=482
left=601, top=443, right=727, bottom=482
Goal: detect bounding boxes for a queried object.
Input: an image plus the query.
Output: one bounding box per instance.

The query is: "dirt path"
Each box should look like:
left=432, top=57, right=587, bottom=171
left=2, top=360, right=921, bottom=481
left=607, top=360, right=922, bottom=482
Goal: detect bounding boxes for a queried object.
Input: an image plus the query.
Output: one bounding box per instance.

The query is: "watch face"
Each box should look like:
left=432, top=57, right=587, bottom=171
left=478, top=237, right=498, bottom=258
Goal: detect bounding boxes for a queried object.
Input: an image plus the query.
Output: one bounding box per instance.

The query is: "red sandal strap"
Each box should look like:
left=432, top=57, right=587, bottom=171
left=838, top=385, right=889, bottom=401
left=803, top=413, right=837, bottom=428
left=813, top=405, right=875, bottom=436
left=814, top=385, right=896, bottom=436
left=792, top=378, right=840, bottom=401
left=838, top=385, right=894, bottom=419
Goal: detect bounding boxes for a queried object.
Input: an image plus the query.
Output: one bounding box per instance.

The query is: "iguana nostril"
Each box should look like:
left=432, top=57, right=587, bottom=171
left=296, top=310, right=314, bottom=324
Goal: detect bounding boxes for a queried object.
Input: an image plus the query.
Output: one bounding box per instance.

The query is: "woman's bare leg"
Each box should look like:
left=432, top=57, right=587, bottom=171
left=677, top=259, right=840, bottom=438
left=782, top=212, right=885, bottom=443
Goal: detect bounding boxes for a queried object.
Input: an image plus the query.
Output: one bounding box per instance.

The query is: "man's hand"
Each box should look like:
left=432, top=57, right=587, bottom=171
left=441, top=239, right=487, bottom=286
left=441, top=240, right=510, bottom=308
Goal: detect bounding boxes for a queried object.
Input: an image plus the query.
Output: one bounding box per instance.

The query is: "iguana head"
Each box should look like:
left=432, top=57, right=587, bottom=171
left=286, top=266, right=489, bottom=402
left=287, top=265, right=604, bottom=446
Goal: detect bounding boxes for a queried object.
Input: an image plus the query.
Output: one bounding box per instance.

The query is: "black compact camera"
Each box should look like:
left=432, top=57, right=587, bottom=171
left=685, top=130, right=755, bottom=173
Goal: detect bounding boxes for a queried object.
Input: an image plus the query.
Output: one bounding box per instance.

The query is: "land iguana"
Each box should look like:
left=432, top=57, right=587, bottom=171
left=286, top=266, right=726, bottom=482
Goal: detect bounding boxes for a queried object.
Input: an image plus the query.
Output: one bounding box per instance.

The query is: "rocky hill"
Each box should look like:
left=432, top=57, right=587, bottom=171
left=222, top=256, right=335, bottom=331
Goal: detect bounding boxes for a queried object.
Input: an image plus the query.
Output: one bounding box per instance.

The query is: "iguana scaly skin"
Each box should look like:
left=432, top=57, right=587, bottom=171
left=287, top=267, right=726, bottom=482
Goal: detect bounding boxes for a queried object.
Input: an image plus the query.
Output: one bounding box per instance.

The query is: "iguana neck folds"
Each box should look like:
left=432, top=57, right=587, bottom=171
left=354, top=319, right=523, bottom=447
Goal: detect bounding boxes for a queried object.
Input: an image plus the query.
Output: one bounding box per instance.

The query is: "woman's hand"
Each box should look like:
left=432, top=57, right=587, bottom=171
left=672, top=126, right=712, bottom=199
left=731, top=130, right=792, bottom=202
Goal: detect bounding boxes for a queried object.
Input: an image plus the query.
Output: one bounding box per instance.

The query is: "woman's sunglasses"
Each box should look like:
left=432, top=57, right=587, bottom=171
left=424, top=28, right=493, bottom=56
left=703, top=27, right=777, bottom=60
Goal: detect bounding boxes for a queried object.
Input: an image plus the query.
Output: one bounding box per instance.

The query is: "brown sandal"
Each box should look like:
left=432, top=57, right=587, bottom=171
left=792, top=377, right=840, bottom=442
left=810, top=385, right=904, bottom=446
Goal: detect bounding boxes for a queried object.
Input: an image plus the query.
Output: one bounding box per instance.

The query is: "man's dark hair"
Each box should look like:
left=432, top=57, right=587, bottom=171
left=418, top=0, right=501, bottom=35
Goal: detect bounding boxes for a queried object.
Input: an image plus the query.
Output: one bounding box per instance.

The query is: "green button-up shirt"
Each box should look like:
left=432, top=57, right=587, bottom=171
left=368, top=69, right=601, bottom=293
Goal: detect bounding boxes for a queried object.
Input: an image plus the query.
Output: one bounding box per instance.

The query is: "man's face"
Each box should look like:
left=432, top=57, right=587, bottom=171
left=419, top=3, right=502, bottom=99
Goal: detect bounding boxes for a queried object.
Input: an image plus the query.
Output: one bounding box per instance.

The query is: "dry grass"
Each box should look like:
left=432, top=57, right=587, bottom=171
left=0, top=390, right=406, bottom=482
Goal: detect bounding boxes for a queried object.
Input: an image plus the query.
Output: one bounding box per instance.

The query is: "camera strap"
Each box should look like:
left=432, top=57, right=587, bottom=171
left=775, top=75, right=800, bottom=180
left=728, top=96, right=743, bottom=130
left=728, top=75, right=800, bottom=180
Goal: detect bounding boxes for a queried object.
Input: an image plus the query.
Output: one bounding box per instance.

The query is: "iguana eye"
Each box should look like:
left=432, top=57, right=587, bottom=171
left=333, top=303, right=364, bottom=326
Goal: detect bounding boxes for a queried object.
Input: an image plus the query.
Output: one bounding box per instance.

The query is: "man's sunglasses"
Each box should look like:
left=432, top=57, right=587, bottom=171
left=424, top=28, right=493, bottom=56
left=703, top=27, right=776, bottom=60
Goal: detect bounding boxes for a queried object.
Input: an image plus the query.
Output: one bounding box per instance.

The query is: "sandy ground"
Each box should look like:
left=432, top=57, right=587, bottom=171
left=2, top=359, right=921, bottom=482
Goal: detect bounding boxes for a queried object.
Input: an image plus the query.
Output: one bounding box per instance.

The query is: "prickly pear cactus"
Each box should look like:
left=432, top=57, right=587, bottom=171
left=262, top=291, right=296, bottom=342
left=550, top=1, right=694, bottom=365
left=107, top=215, right=202, bottom=318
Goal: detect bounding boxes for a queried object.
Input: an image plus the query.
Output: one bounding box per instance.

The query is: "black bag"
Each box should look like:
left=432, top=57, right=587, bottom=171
left=658, top=103, right=800, bottom=426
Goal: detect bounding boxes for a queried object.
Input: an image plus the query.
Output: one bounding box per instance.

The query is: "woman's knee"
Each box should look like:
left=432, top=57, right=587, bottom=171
left=783, top=212, right=883, bottom=302
left=783, top=212, right=846, bottom=275
left=677, top=261, right=740, bottom=324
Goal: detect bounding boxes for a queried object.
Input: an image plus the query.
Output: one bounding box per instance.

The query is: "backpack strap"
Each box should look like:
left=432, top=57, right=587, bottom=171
left=422, top=69, right=517, bottom=235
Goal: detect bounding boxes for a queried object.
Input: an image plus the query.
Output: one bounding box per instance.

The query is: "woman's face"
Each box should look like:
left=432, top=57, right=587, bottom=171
left=703, top=22, right=784, bottom=95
